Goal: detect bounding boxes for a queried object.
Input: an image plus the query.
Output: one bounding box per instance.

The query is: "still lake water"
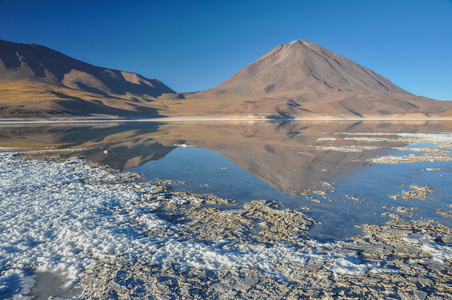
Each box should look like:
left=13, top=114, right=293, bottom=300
left=1, top=120, right=451, bottom=241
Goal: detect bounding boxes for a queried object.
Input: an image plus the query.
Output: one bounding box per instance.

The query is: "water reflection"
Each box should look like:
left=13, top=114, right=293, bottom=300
left=1, top=120, right=451, bottom=240
left=1, top=120, right=451, bottom=194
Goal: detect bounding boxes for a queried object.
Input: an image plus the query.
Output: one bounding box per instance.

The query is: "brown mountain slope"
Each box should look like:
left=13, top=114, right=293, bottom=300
left=0, top=79, right=165, bottom=118
left=198, top=40, right=407, bottom=97
left=0, top=39, right=177, bottom=117
left=161, top=40, right=452, bottom=118
left=0, top=39, right=175, bottom=99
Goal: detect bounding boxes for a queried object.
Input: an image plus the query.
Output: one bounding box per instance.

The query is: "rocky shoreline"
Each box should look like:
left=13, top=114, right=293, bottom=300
left=78, top=191, right=452, bottom=299
left=1, top=148, right=452, bottom=299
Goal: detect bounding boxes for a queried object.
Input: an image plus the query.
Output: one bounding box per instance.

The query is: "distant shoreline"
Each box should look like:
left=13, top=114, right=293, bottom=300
left=1, top=115, right=452, bottom=124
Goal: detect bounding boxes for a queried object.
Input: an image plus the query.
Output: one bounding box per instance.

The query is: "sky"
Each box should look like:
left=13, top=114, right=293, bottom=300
left=0, top=0, right=451, bottom=100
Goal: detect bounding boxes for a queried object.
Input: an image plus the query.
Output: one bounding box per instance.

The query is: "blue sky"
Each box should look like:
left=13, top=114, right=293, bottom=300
left=0, top=0, right=451, bottom=100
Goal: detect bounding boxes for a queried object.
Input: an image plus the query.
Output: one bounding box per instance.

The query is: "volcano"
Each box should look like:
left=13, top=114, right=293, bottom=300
left=164, top=40, right=451, bottom=118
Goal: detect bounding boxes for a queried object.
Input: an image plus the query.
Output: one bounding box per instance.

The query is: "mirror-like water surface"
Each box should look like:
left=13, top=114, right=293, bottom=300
left=1, top=120, right=452, bottom=241
left=2, top=120, right=452, bottom=298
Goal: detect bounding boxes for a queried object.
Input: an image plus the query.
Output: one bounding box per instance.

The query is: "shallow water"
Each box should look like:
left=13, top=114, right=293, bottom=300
left=1, top=120, right=452, bottom=241
left=131, top=145, right=452, bottom=240
left=2, top=120, right=452, bottom=298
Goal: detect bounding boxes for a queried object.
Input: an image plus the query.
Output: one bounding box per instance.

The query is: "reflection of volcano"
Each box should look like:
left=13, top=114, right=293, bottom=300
left=153, top=121, right=427, bottom=195
left=1, top=121, right=451, bottom=195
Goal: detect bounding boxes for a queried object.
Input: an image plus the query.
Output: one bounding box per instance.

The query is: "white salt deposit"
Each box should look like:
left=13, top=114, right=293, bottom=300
left=422, top=242, right=452, bottom=263
left=0, top=153, right=162, bottom=296
left=0, top=147, right=19, bottom=151
left=402, top=234, right=433, bottom=244
left=397, top=133, right=452, bottom=143
left=1, top=151, right=451, bottom=298
left=341, top=132, right=452, bottom=144
left=0, top=153, right=328, bottom=297
left=174, top=144, right=196, bottom=148
left=331, top=255, right=375, bottom=276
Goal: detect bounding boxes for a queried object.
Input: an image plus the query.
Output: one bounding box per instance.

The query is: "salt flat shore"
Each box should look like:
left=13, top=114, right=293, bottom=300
left=1, top=151, right=452, bottom=299
left=1, top=115, right=452, bottom=125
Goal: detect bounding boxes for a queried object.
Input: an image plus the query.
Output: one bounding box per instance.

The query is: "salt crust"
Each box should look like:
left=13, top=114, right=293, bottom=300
left=335, top=132, right=452, bottom=145
left=0, top=153, right=328, bottom=297
left=1, top=152, right=452, bottom=298
left=319, top=132, right=452, bottom=165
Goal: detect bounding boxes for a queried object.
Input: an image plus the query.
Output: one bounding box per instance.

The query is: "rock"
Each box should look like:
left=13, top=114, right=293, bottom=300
left=414, top=290, right=428, bottom=300
left=75, top=184, right=452, bottom=299
left=360, top=244, right=394, bottom=258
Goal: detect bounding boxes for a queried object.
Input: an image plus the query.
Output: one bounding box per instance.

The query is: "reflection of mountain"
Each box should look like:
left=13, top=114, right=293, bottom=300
left=151, top=121, right=448, bottom=195
left=0, top=123, right=176, bottom=169
left=1, top=121, right=451, bottom=194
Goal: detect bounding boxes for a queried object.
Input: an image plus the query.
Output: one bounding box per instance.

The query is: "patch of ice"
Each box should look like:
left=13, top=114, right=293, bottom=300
left=422, top=242, right=452, bottom=263
left=0, top=147, right=20, bottom=151
left=402, top=234, right=432, bottom=244
left=0, top=269, right=35, bottom=298
left=331, top=255, right=376, bottom=276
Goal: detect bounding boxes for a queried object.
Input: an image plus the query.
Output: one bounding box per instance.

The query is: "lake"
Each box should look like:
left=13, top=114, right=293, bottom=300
left=2, top=120, right=451, bottom=239
left=1, top=120, right=452, bottom=298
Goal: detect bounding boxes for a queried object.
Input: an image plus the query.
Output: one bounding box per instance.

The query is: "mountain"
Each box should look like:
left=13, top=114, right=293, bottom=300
left=198, top=40, right=408, bottom=97
left=163, top=40, right=452, bottom=118
left=0, top=39, right=175, bottom=117
left=1, top=38, right=451, bottom=119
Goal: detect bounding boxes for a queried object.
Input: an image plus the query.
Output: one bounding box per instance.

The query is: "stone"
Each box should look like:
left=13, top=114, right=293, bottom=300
left=414, top=290, right=428, bottom=300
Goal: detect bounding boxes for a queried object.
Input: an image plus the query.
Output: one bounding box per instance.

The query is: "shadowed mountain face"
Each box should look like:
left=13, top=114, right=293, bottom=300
left=168, top=40, right=452, bottom=117
left=0, top=39, right=175, bottom=99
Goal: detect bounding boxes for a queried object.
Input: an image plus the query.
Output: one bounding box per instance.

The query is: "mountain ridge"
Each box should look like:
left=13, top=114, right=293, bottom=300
left=0, top=39, right=177, bottom=117
left=1, top=38, right=451, bottom=118
left=0, top=39, right=175, bottom=99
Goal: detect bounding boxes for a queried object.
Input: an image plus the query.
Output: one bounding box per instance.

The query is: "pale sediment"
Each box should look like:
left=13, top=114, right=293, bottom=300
left=79, top=202, right=452, bottom=299
left=389, top=185, right=435, bottom=201
left=315, top=132, right=452, bottom=165
left=1, top=152, right=452, bottom=299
